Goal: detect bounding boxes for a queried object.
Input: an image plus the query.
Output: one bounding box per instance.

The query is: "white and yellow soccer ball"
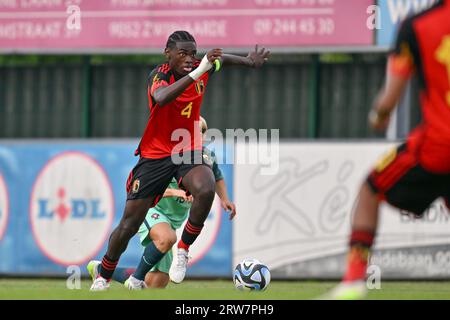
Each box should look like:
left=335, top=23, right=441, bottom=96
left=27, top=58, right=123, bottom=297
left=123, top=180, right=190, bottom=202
left=233, top=258, right=271, bottom=291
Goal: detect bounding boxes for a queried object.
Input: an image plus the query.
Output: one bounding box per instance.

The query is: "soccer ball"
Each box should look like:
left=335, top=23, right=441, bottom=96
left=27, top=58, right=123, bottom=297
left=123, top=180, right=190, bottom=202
left=233, top=258, right=271, bottom=291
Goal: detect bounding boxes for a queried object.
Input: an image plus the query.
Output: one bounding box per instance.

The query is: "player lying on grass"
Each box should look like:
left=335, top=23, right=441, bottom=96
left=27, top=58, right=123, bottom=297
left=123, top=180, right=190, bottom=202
left=88, top=117, right=236, bottom=289
left=324, top=0, right=450, bottom=300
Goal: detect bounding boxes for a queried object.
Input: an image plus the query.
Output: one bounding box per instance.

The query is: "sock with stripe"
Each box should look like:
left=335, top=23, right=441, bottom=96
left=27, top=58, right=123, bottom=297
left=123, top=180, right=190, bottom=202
left=132, top=241, right=165, bottom=281
left=99, top=255, right=118, bottom=281
left=343, top=230, right=375, bottom=282
left=178, top=218, right=203, bottom=251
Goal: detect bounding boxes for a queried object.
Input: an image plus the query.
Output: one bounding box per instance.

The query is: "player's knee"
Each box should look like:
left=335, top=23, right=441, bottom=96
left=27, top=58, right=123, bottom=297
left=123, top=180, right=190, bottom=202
left=145, top=272, right=170, bottom=289
left=154, top=235, right=176, bottom=253
left=167, top=233, right=177, bottom=248
left=195, top=186, right=215, bottom=204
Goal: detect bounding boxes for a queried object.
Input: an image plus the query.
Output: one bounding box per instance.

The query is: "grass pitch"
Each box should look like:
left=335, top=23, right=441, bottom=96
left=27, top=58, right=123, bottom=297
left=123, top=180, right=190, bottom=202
left=0, top=279, right=449, bottom=300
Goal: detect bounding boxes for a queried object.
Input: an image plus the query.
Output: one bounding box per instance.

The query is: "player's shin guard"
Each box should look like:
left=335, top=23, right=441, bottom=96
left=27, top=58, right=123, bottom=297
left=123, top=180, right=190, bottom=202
left=178, top=218, right=204, bottom=250
left=343, top=230, right=374, bottom=282
left=99, top=255, right=119, bottom=281
left=133, top=242, right=165, bottom=281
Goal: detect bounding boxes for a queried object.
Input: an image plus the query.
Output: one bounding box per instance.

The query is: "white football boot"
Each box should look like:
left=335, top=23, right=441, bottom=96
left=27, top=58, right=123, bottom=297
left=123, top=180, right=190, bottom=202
left=169, top=248, right=189, bottom=284
left=124, top=275, right=147, bottom=290
left=90, top=276, right=110, bottom=291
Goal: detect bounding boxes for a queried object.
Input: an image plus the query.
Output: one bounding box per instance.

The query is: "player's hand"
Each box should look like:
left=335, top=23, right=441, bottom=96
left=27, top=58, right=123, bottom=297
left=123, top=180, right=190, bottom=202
left=368, top=109, right=391, bottom=131
left=174, top=190, right=190, bottom=201
left=190, top=52, right=219, bottom=80
left=186, top=195, right=194, bottom=203
left=221, top=200, right=236, bottom=220
left=247, top=45, right=270, bottom=68
left=207, top=48, right=223, bottom=64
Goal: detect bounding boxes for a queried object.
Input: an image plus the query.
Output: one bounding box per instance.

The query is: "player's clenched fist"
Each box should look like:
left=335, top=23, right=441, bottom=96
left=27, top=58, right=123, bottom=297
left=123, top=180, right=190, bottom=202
left=207, top=48, right=223, bottom=63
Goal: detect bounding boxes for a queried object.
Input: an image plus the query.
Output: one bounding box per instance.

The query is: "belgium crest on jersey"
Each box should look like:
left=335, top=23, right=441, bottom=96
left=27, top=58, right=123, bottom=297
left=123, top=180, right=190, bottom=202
left=132, top=179, right=140, bottom=193
left=195, top=80, right=205, bottom=95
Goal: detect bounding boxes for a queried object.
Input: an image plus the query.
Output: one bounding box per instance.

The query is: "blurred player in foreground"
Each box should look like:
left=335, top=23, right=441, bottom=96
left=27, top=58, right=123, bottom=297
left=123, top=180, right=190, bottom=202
left=88, top=117, right=236, bottom=289
left=90, top=30, right=268, bottom=291
left=325, top=0, right=450, bottom=299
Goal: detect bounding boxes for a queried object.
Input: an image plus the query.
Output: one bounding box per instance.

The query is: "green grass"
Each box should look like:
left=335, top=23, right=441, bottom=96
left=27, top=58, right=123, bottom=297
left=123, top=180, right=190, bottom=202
left=0, top=279, right=449, bottom=300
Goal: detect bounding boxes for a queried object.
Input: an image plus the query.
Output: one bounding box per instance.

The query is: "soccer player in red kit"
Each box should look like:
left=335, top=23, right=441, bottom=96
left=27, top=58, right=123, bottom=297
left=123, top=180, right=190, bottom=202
left=325, top=0, right=450, bottom=299
left=91, top=31, right=269, bottom=290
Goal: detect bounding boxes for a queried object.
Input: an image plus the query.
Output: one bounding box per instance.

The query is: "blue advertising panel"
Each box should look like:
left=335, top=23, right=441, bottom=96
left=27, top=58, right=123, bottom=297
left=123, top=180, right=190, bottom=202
left=0, top=141, right=233, bottom=277
left=377, top=0, right=438, bottom=47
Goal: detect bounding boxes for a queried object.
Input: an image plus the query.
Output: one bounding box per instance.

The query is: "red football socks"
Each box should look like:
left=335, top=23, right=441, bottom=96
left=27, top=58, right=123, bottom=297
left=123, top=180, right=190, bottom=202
left=343, top=230, right=374, bottom=282
left=177, top=239, right=190, bottom=251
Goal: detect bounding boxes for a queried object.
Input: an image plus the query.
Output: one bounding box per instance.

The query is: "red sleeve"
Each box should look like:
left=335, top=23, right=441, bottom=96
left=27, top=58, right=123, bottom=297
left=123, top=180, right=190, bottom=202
left=388, top=19, right=416, bottom=79
left=388, top=51, right=415, bottom=79
left=149, top=64, right=171, bottom=96
left=150, top=73, right=169, bottom=96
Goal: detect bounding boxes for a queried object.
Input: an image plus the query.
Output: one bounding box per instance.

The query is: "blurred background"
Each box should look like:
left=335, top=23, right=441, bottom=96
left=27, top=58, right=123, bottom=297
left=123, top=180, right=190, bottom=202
left=1, top=0, right=449, bottom=282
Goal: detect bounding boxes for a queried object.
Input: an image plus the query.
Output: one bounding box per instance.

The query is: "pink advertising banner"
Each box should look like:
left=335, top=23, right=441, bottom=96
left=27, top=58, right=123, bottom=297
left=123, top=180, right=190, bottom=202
left=0, top=0, right=374, bottom=53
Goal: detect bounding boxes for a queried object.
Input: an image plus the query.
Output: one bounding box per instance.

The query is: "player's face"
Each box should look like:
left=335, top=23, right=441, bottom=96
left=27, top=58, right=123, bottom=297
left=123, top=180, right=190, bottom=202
left=167, top=41, right=197, bottom=77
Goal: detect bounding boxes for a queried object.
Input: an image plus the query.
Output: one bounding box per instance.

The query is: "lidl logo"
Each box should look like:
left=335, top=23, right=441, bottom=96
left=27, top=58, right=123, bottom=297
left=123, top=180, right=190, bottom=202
left=30, top=152, right=114, bottom=266
left=38, top=187, right=106, bottom=221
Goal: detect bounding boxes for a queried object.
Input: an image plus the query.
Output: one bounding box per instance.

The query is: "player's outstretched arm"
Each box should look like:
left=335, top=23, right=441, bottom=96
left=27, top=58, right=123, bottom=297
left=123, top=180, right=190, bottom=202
left=153, top=49, right=223, bottom=106
left=220, top=45, right=270, bottom=68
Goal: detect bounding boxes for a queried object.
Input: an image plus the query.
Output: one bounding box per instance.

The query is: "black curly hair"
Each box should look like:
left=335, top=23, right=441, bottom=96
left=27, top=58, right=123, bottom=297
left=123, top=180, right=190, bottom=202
left=166, top=30, right=196, bottom=49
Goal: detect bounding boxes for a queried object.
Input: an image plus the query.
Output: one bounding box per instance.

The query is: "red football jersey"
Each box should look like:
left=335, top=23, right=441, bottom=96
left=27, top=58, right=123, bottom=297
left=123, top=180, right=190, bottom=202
left=389, top=0, right=450, bottom=172
left=137, top=62, right=212, bottom=159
